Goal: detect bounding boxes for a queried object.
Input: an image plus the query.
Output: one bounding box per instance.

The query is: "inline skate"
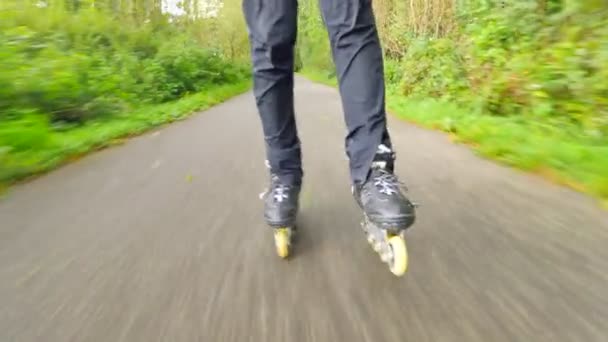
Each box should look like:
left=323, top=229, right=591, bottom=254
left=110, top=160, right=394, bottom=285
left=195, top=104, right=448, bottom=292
left=260, top=169, right=300, bottom=259
left=353, top=145, right=416, bottom=276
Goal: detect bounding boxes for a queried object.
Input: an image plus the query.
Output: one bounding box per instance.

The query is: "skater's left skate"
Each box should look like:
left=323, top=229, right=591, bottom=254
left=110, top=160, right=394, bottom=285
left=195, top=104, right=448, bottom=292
left=353, top=145, right=417, bottom=276
left=260, top=167, right=300, bottom=259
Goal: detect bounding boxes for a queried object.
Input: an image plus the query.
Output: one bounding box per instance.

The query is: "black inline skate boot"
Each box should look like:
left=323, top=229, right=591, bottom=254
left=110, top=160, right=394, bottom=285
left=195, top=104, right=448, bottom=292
left=260, top=169, right=300, bottom=259
left=353, top=144, right=416, bottom=276
left=262, top=173, right=300, bottom=228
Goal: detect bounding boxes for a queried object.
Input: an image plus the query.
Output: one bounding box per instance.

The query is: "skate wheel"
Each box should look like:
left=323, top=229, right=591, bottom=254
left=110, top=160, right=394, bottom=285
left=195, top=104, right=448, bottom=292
left=274, top=228, right=291, bottom=259
left=387, top=235, right=408, bottom=276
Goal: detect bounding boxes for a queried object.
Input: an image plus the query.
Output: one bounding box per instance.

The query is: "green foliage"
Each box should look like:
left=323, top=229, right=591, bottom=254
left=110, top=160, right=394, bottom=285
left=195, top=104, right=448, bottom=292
left=297, top=0, right=608, bottom=201
left=0, top=1, right=251, bottom=186
left=399, top=38, right=469, bottom=101
left=396, top=2, right=608, bottom=135
left=0, top=3, right=248, bottom=124
left=140, top=39, right=246, bottom=102
left=386, top=95, right=608, bottom=201
left=297, top=0, right=334, bottom=75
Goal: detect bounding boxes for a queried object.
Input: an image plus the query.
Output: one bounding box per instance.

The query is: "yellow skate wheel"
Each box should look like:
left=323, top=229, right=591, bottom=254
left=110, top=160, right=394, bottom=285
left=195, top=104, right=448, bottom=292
left=274, top=228, right=291, bottom=259
left=387, top=235, right=408, bottom=276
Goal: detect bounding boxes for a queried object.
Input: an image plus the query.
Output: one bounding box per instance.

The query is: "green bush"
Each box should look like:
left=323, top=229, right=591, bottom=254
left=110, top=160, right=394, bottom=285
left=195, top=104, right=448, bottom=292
left=399, top=37, right=469, bottom=101
left=0, top=4, right=248, bottom=124
left=392, top=1, right=608, bottom=138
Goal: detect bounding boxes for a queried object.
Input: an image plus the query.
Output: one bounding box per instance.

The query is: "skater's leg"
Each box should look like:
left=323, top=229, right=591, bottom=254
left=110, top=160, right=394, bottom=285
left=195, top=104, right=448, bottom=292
left=243, top=0, right=301, bottom=228
left=243, top=0, right=302, bottom=186
left=319, top=0, right=415, bottom=229
left=318, top=0, right=391, bottom=184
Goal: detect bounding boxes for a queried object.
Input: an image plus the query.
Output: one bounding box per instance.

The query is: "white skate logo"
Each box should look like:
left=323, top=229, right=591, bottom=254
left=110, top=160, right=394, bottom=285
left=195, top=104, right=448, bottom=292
left=273, top=187, right=289, bottom=202
left=259, top=188, right=289, bottom=202
left=377, top=144, right=392, bottom=154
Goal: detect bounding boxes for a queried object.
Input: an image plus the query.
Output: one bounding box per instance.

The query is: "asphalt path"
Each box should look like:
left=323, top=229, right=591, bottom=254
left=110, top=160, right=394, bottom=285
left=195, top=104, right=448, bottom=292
left=1, top=77, right=607, bottom=342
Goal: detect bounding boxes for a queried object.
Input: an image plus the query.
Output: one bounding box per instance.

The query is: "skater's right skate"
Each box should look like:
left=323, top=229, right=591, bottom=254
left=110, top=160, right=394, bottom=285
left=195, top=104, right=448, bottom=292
left=353, top=145, right=416, bottom=232
left=353, top=144, right=416, bottom=276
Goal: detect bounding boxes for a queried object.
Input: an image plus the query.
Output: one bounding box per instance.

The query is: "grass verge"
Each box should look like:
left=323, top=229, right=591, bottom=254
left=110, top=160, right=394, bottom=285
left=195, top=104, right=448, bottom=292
left=0, top=80, right=251, bottom=193
left=299, top=69, right=608, bottom=207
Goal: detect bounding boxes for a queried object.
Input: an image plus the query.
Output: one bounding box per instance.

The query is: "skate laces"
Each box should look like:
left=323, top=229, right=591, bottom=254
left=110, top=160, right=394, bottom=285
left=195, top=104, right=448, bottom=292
left=372, top=168, right=406, bottom=196
left=270, top=174, right=291, bottom=203
left=369, top=145, right=407, bottom=196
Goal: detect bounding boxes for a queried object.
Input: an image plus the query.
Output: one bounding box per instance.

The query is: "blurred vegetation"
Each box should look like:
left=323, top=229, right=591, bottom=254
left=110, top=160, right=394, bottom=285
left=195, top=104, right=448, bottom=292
left=298, top=0, right=608, bottom=202
left=0, top=0, right=251, bottom=186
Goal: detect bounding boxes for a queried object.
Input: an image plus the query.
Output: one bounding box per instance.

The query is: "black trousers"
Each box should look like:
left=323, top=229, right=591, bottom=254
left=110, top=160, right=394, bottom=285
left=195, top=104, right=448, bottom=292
left=243, top=0, right=392, bottom=186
